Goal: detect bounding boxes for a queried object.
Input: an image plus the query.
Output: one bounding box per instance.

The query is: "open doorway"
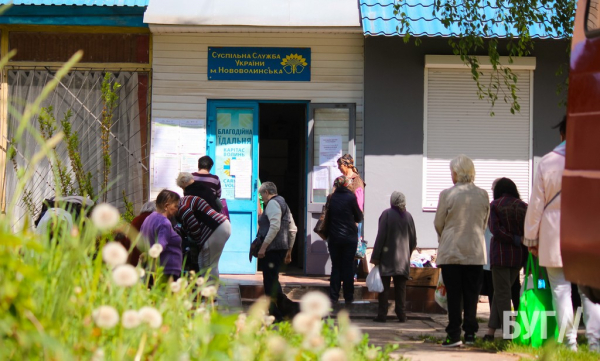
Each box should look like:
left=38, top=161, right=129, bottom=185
left=259, top=103, right=307, bottom=272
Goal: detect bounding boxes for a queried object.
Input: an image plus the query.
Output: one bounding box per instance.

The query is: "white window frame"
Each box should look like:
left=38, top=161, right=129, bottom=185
left=422, top=55, right=536, bottom=211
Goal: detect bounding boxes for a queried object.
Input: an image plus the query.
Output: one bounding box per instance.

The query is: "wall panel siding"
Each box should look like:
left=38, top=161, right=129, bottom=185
left=150, top=32, right=364, bottom=195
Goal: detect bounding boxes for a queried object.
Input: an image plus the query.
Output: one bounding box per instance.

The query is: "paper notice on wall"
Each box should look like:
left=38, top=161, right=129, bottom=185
left=180, top=154, right=199, bottom=173
left=319, top=135, right=342, bottom=167
left=230, top=158, right=252, bottom=177
left=153, top=154, right=180, bottom=189
left=234, top=174, right=252, bottom=199
left=329, top=166, right=343, bottom=187
left=179, top=119, right=205, bottom=154
left=152, top=119, right=180, bottom=154
left=313, top=166, right=329, bottom=189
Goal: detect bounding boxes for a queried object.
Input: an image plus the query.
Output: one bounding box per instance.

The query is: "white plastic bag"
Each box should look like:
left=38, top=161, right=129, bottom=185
left=435, top=272, right=448, bottom=310
left=366, top=265, right=384, bottom=293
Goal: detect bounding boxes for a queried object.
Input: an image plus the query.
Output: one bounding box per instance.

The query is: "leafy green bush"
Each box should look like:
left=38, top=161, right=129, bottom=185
left=0, top=211, right=397, bottom=360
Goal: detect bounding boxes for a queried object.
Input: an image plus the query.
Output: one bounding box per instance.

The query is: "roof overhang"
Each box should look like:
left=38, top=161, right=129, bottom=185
left=144, top=0, right=361, bottom=30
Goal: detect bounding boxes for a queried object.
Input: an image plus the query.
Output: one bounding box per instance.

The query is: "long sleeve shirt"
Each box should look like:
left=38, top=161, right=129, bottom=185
left=140, top=212, right=182, bottom=275
left=192, top=172, right=222, bottom=199
left=489, top=195, right=528, bottom=268
left=262, top=199, right=298, bottom=249
left=177, top=196, right=227, bottom=248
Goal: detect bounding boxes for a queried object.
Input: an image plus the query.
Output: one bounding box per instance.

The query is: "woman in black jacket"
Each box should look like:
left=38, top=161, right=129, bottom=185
left=327, top=176, right=363, bottom=307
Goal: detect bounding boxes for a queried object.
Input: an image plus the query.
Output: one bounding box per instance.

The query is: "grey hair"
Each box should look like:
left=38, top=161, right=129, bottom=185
left=176, top=172, right=194, bottom=189
left=390, top=191, right=406, bottom=211
left=258, top=181, right=278, bottom=195
left=450, top=154, right=476, bottom=183
left=140, top=200, right=156, bottom=214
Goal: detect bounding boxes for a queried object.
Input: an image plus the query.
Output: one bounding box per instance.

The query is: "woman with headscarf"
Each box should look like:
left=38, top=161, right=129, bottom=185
left=371, top=191, right=417, bottom=323
left=434, top=154, right=490, bottom=347
left=326, top=175, right=363, bottom=307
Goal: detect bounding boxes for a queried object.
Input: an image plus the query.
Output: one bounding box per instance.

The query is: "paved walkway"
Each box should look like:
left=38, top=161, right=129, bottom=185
left=356, top=300, right=520, bottom=361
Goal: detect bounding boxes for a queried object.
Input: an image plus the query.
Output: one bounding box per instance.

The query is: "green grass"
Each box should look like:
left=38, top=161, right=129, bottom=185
left=475, top=337, right=600, bottom=361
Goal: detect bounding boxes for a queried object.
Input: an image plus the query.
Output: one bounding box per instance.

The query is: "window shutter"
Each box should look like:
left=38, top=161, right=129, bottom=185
left=424, top=68, right=531, bottom=210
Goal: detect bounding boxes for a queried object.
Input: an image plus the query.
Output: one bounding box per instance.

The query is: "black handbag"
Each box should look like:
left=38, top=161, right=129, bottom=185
left=249, top=233, right=265, bottom=262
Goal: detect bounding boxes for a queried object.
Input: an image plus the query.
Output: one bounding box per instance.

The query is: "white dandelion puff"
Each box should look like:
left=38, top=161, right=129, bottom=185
left=148, top=243, right=163, bottom=258
left=195, top=276, right=205, bottom=286
left=302, top=334, right=325, bottom=351
left=102, top=242, right=128, bottom=267
left=183, top=300, right=193, bottom=310
left=91, top=348, right=104, bottom=361
left=340, top=324, right=362, bottom=345
left=321, top=348, right=347, bottom=361
left=292, top=312, right=322, bottom=335
left=170, top=281, right=181, bottom=293
left=121, top=310, right=141, bottom=329
left=266, top=335, right=287, bottom=356
left=74, top=286, right=82, bottom=294
left=201, top=285, right=217, bottom=298
left=112, top=264, right=139, bottom=287
left=263, top=315, right=276, bottom=326
left=138, top=306, right=162, bottom=328
left=92, top=306, right=119, bottom=329
left=137, top=268, right=145, bottom=278
left=365, top=349, right=378, bottom=360
left=91, top=203, right=120, bottom=231
left=300, top=291, right=331, bottom=318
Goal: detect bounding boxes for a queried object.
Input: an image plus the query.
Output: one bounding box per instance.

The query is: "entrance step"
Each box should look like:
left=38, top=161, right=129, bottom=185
left=239, top=283, right=445, bottom=314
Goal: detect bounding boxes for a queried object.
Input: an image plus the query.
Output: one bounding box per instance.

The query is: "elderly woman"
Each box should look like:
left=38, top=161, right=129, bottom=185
left=327, top=175, right=363, bottom=307
left=140, top=189, right=182, bottom=282
left=176, top=170, right=222, bottom=212
left=176, top=172, right=231, bottom=280
left=434, top=155, right=490, bottom=347
left=371, top=191, right=417, bottom=323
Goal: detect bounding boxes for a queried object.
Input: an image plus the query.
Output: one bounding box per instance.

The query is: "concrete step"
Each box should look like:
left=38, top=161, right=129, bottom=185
left=240, top=283, right=446, bottom=314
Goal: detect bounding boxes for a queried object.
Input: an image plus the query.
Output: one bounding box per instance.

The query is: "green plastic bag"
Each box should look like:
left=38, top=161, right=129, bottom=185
left=514, top=253, right=558, bottom=348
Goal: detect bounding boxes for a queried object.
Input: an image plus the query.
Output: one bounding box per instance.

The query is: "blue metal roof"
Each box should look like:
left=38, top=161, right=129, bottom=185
left=360, top=0, right=561, bottom=38
left=0, top=0, right=147, bottom=6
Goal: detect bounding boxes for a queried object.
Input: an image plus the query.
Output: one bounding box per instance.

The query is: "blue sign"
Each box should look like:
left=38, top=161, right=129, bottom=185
left=208, top=47, right=311, bottom=82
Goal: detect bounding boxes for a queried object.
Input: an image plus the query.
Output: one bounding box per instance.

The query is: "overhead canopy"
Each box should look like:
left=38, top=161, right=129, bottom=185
left=143, top=0, right=360, bottom=27
left=360, top=0, right=564, bottom=38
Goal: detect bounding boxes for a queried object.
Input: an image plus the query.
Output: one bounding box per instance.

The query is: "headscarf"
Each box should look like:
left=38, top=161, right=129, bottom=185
left=333, top=175, right=351, bottom=189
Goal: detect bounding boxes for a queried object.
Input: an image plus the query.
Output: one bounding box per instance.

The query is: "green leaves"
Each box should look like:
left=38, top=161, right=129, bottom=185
left=393, top=0, right=575, bottom=115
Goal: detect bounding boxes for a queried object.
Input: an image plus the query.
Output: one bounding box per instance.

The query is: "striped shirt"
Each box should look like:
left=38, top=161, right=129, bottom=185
left=177, top=195, right=227, bottom=248
left=192, top=172, right=222, bottom=199
left=489, top=195, right=529, bottom=268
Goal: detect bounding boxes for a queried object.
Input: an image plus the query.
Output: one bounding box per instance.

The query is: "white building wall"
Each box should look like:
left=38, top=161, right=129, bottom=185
left=150, top=32, right=364, bottom=198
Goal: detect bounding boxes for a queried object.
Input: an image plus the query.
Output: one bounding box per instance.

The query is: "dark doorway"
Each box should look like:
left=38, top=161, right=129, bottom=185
left=259, top=103, right=306, bottom=271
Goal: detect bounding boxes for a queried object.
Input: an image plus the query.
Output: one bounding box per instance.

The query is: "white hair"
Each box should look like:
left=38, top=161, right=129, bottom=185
left=258, top=181, right=277, bottom=195
left=450, top=154, right=476, bottom=183
left=140, top=200, right=156, bottom=214
left=390, top=191, right=406, bottom=211
left=176, top=172, right=194, bottom=189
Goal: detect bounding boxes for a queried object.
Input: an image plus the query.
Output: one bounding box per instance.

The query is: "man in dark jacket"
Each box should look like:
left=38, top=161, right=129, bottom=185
left=327, top=176, right=363, bottom=307
left=371, top=191, right=417, bottom=322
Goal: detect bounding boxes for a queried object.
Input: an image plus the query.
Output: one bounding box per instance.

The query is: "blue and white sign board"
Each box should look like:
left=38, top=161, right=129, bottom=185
left=208, top=47, right=311, bottom=81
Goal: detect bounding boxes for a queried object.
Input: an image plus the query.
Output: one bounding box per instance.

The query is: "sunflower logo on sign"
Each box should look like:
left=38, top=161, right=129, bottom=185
left=281, top=54, right=308, bottom=74
left=223, top=158, right=231, bottom=176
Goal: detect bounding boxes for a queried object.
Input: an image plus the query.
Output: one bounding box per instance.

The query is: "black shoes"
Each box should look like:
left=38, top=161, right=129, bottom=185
left=442, top=335, right=463, bottom=347
left=373, top=316, right=387, bottom=323
left=482, top=334, right=495, bottom=342
left=464, top=334, right=476, bottom=345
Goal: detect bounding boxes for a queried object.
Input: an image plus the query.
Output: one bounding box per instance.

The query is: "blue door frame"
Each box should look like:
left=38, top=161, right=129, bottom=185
left=206, top=99, right=310, bottom=275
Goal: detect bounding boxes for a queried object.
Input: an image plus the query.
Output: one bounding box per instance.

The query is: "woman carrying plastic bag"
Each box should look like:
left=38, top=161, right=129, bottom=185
left=370, top=191, right=417, bottom=323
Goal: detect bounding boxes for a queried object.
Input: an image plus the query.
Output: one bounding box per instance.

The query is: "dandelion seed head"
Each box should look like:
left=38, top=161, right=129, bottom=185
left=102, top=242, right=128, bottom=267
left=112, top=264, right=139, bottom=287
left=91, top=203, right=120, bottom=231
left=300, top=291, right=331, bottom=318
left=138, top=306, right=162, bottom=329
left=92, top=306, right=119, bottom=329
left=121, top=310, right=141, bottom=329
left=148, top=243, right=163, bottom=258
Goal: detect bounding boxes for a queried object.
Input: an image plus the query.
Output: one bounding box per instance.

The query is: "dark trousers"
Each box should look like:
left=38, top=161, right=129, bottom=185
left=483, top=268, right=522, bottom=310
left=441, top=264, right=483, bottom=339
left=261, top=249, right=287, bottom=320
left=328, top=241, right=358, bottom=304
left=378, top=275, right=408, bottom=319
left=489, top=266, right=520, bottom=330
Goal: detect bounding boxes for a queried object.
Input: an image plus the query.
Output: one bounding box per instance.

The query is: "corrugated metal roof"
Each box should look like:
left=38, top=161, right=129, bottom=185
left=0, top=0, right=148, bottom=6
left=360, top=0, right=561, bottom=38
